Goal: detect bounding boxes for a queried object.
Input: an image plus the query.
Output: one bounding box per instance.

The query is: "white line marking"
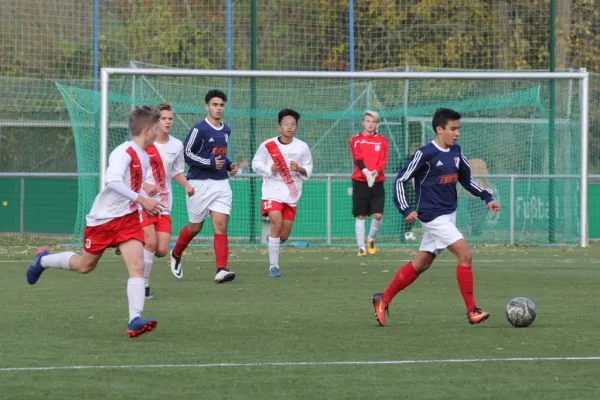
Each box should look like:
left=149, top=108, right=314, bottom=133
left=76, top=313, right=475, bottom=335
left=1, top=258, right=598, bottom=264
left=1, top=357, right=600, bottom=372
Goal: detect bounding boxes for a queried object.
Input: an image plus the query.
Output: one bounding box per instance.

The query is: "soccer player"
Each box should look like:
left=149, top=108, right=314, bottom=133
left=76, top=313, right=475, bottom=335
left=371, top=108, right=501, bottom=327
left=251, top=109, right=313, bottom=277
left=140, top=102, right=195, bottom=299
left=170, top=89, right=238, bottom=283
left=26, top=105, right=163, bottom=338
left=349, top=110, right=389, bottom=256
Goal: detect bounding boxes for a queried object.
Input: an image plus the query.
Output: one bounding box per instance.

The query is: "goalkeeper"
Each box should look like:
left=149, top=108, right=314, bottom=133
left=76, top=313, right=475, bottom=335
left=349, top=110, right=389, bottom=257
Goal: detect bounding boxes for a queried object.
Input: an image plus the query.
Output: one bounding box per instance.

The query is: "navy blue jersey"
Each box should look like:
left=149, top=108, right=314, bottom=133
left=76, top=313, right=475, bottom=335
left=394, top=141, right=494, bottom=223
left=183, top=119, right=232, bottom=180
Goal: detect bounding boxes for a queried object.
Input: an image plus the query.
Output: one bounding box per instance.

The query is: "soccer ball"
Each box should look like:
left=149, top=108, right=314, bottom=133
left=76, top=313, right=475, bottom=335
left=505, top=297, right=536, bottom=327
left=404, top=231, right=417, bottom=241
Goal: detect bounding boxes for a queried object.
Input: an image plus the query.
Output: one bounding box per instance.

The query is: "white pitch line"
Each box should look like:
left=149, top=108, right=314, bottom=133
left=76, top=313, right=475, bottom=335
left=1, top=356, right=600, bottom=372
left=1, top=259, right=598, bottom=264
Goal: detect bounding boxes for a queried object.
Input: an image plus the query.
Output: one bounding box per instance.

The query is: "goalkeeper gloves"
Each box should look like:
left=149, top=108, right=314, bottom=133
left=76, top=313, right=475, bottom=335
left=362, top=168, right=378, bottom=188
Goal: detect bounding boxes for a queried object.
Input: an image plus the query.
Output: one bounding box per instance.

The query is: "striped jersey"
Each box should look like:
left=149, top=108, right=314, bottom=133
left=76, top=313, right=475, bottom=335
left=142, top=136, right=185, bottom=215
left=86, top=141, right=149, bottom=226
left=183, top=118, right=232, bottom=180
left=394, top=140, right=494, bottom=223
left=251, top=136, right=313, bottom=205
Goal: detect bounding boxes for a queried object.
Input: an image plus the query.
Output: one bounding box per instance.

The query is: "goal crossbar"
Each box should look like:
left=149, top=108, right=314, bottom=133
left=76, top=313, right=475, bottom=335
left=99, top=68, right=590, bottom=247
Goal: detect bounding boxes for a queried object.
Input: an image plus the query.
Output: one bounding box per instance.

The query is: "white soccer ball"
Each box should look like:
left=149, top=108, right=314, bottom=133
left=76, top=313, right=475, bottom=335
left=505, top=297, right=536, bottom=328
left=404, top=231, right=417, bottom=241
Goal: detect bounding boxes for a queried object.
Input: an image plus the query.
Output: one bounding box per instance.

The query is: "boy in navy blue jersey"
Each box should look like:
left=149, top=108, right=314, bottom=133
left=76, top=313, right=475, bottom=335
left=170, top=89, right=238, bottom=283
left=372, top=108, right=501, bottom=327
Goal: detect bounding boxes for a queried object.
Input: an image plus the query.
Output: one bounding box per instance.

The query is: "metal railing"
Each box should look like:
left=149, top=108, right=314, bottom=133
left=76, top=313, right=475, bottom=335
left=0, top=172, right=592, bottom=246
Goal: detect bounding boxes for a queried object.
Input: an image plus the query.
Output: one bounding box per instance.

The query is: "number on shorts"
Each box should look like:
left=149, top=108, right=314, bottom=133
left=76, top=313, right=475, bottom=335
left=263, top=200, right=272, bottom=210
left=85, top=239, right=92, bottom=249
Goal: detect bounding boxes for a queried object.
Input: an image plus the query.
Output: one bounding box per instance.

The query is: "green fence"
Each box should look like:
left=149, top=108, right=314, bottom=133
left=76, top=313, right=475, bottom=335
left=1, top=175, right=595, bottom=245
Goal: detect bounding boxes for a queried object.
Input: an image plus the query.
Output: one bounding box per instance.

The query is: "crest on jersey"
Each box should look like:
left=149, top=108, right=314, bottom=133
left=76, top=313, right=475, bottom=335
left=224, top=134, right=229, bottom=143
left=375, top=145, right=380, bottom=152
left=454, top=157, right=460, bottom=168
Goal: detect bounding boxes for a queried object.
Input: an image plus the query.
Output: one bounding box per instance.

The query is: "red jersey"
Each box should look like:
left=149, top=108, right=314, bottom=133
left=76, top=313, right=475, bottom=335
left=349, top=132, right=389, bottom=183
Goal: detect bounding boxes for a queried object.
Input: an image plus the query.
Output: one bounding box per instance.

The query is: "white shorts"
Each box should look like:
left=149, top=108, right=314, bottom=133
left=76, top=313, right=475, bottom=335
left=186, top=179, right=232, bottom=223
left=419, top=212, right=464, bottom=256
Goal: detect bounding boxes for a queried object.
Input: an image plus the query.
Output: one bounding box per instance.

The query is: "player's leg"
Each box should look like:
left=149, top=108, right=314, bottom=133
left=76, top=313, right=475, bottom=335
left=119, top=239, right=157, bottom=338
left=262, top=200, right=285, bottom=277
left=447, top=238, right=488, bottom=324
left=141, top=215, right=172, bottom=299
left=352, top=180, right=370, bottom=256
left=371, top=216, right=443, bottom=327
left=27, top=220, right=120, bottom=284
left=267, top=210, right=283, bottom=277
left=171, top=181, right=207, bottom=279
left=141, top=223, right=158, bottom=300
left=208, top=181, right=235, bottom=283
left=27, top=248, right=103, bottom=284
left=367, top=182, right=385, bottom=255
left=210, top=210, right=235, bottom=283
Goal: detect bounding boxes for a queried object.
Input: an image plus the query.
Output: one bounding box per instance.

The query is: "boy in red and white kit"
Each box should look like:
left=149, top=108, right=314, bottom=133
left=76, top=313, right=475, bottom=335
left=349, top=110, right=389, bottom=256
left=27, top=105, right=163, bottom=339
left=139, top=102, right=194, bottom=298
left=251, top=109, right=313, bottom=277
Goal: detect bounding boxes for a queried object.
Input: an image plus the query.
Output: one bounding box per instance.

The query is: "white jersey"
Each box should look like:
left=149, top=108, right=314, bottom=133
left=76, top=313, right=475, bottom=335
left=142, top=136, right=185, bottom=214
left=86, top=141, right=149, bottom=227
left=251, top=136, right=313, bottom=205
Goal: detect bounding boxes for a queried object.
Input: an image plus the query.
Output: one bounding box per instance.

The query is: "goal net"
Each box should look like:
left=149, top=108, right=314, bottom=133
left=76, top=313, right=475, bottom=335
left=57, top=69, right=588, bottom=246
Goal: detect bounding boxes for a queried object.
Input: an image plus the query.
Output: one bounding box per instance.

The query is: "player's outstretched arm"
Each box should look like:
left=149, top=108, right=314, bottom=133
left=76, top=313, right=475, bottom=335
left=457, top=152, right=494, bottom=202
left=173, top=173, right=195, bottom=196
left=291, top=145, right=313, bottom=179
left=183, top=127, right=217, bottom=169
left=376, top=137, right=389, bottom=176
left=393, top=150, right=424, bottom=219
left=251, top=144, right=273, bottom=177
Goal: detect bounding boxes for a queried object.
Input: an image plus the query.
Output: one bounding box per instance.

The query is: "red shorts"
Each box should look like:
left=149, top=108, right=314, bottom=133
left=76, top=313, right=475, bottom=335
left=140, top=211, right=172, bottom=234
left=83, top=212, right=144, bottom=255
left=261, top=200, right=297, bottom=221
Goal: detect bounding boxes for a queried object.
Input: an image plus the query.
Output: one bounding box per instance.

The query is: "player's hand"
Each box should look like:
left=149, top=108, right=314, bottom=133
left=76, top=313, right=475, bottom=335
left=271, top=163, right=280, bottom=175
left=229, top=163, right=238, bottom=177
left=214, top=155, right=225, bottom=170
left=290, top=161, right=300, bottom=172
left=404, top=211, right=418, bottom=224
left=185, top=184, right=195, bottom=197
left=487, top=200, right=501, bottom=216
left=365, top=170, right=377, bottom=188
left=138, top=197, right=162, bottom=216
left=143, top=182, right=160, bottom=196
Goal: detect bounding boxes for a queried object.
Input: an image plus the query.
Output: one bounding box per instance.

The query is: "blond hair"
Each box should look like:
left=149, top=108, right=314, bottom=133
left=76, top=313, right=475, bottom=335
left=363, top=110, right=380, bottom=122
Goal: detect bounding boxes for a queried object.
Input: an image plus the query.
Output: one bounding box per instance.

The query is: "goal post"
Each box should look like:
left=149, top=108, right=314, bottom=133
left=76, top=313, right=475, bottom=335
left=95, top=68, right=589, bottom=247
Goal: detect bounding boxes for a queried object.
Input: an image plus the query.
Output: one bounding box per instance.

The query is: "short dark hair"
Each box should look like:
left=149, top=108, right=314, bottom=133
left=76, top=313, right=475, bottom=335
left=156, top=102, right=172, bottom=112
left=278, top=108, right=301, bottom=124
left=128, top=105, right=160, bottom=136
left=432, top=108, right=461, bottom=133
left=205, top=89, right=227, bottom=104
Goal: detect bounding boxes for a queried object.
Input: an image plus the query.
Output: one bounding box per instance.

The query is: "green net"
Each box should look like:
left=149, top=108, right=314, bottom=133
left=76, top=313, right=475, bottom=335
left=56, top=74, right=581, bottom=246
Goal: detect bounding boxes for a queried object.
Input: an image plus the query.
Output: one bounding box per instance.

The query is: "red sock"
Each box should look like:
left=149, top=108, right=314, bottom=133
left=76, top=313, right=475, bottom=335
left=214, top=234, right=228, bottom=269
left=456, top=265, right=476, bottom=311
left=173, top=226, right=195, bottom=258
left=382, top=262, right=419, bottom=305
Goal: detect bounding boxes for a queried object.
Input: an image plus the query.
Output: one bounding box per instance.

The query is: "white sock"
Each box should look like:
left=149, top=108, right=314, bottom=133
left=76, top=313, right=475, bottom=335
left=143, top=249, right=154, bottom=286
left=268, top=236, right=281, bottom=268
left=368, top=218, right=382, bottom=242
left=40, top=252, right=75, bottom=270
left=127, top=277, right=145, bottom=323
left=355, top=219, right=366, bottom=250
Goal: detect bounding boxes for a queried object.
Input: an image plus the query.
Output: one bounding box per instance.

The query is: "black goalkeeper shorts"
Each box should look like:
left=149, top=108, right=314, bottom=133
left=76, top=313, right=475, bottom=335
left=352, top=179, right=385, bottom=217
